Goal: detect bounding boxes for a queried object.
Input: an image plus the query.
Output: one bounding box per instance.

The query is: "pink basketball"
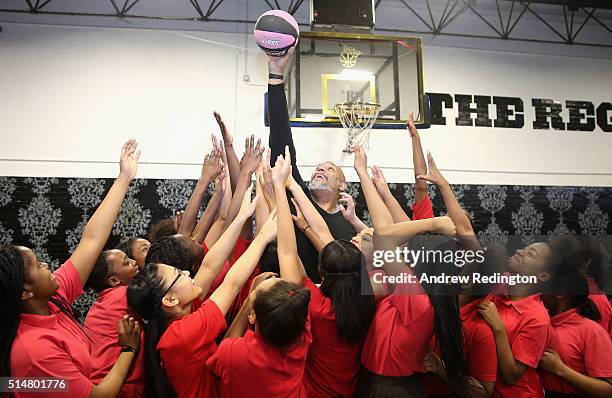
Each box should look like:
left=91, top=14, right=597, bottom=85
left=254, top=10, right=299, bottom=57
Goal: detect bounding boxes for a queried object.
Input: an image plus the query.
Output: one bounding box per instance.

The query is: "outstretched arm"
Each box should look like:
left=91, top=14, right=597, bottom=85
left=273, top=146, right=307, bottom=284
left=194, top=186, right=258, bottom=299
left=209, top=211, right=277, bottom=315
left=371, top=165, right=410, bottom=223
left=214, top=112, right=241, bottom=193
left=70, top=140, right=139, bottom=286
left=338, top=192, right=370, bottom=233
left=178, top=148, right=222, bottom=237
left=286, top=175, right=334, bottom=245
left=408, top=112, right=429, bottom=204
left=191, top=174, right=224, bottom=244
left=352, top=146, right=394, bottom=230
left=291, top=197, right=328, bottom=253
left=267, top=48, right=306, bottom=189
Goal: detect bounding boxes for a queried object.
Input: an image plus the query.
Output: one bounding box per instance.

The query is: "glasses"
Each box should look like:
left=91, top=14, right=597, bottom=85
left=161, top=269, right=183, bottom=297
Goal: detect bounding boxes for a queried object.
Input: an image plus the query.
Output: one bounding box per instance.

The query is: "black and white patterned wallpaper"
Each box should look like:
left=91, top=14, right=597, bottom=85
left=0, top=176, right=611, bottom=321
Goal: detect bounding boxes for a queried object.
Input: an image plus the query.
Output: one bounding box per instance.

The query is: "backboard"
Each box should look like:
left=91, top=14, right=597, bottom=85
left=285, top=31, right=425, bottom=128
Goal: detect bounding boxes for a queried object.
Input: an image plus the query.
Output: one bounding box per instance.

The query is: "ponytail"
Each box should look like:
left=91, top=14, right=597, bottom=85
left=578, top=298, right=601, bottom=322
left=319, top=240, right=376, bottom=344
left=127, top=263, right=176, bottom=398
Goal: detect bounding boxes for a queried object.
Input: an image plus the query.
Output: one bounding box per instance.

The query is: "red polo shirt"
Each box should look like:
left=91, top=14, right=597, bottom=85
left=85, top=286, right=145, bottom=397
left=539, top=308, right=612, bottom=394
left=469, top=294, right=551, bottom=398
left=11, top=260, right=93, bottom=398
left=206, top=319, right=312, bottom=398
left=158, top=299, right=227, bottom=398
left=423, top=299, right=498, bottom=396
left=412, top=197, right=434, bottom=220
left=587, top=278, right=612, bottom=336
left=302, top=278, right=363, bottom=398
left=361, top=277, right=434, bottom=376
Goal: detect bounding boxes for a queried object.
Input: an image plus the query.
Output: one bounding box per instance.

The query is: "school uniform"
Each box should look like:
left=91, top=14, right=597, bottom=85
left=206, top=318, right=312, bottom=398
left=11, top=260, right=93, bottom=398
left=422, top=300, right=498, bottom=396
left=302, top=277, right=363, bottom=398
left=586, top=278, right=612, bottom=336
left=85, top=285, right=145, bottom=397
left=539, top=308, right=612, bottom=396
left=157, top=299, right=227, bottom=398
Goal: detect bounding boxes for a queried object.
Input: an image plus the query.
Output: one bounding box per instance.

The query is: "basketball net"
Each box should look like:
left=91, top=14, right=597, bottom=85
left=335, top=102, right=380, bottom=152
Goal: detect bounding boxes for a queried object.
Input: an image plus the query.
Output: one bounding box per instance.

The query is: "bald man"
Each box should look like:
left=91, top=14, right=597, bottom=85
left=267, top=50, right=359, bottom=282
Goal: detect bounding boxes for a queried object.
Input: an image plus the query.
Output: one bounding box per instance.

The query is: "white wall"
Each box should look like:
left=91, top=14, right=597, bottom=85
left=1, top=23, right=611, bottom=186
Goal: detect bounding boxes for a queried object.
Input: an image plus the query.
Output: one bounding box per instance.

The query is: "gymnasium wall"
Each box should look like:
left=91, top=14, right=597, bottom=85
left=1, top=22, right=611, bottom=186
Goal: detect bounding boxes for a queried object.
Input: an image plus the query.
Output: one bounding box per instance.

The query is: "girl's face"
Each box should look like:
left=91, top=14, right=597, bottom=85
left=130, top=238, right=150, bottom=269
left=106, top=249, right=139, bottom=286
left=157, top=264, right=202, bottom=313
left=18, top=246, right=58, bottom=301
left=507, top=242, right=552, bottom=278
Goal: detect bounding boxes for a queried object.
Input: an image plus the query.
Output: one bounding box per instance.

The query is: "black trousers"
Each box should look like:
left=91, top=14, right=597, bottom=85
left=354, top=368, right=426, bottom=398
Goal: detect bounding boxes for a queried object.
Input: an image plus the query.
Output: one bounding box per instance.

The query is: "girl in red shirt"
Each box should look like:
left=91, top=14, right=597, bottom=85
left=0, top=140, right=142, bottom=398
left=539, top=268, right=612, bottom=397
left=127, top=189, right=277, bottom=398
left=206, top=148, right=311, bottom=398
left=350, top=147, right=471, bottom=397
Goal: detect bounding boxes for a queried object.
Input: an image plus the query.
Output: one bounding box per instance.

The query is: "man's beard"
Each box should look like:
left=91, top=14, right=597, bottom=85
left=308, top=180, right=333, bottom=192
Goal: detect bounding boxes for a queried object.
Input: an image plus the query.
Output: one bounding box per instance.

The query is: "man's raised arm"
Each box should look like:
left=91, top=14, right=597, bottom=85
left=267, top=48, right=306, bottom=189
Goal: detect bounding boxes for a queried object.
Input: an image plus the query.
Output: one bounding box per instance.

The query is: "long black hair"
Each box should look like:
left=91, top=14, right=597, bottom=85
left=318, top=240, right=376, bottom=345
left=127, top=263, right=176, bottom=398
left=252, top=280, right=310, bottom=349
left=411, top=235, right=470, bottom=393
left=0, top=246, right=86, bottom=377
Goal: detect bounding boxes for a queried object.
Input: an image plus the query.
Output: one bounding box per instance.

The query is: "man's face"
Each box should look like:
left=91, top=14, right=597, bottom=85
left=309, top=161, right=346, bottom=193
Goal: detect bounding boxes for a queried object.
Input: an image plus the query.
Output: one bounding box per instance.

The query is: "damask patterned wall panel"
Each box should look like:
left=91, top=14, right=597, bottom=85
left=0, top=176, right=611, bottom=321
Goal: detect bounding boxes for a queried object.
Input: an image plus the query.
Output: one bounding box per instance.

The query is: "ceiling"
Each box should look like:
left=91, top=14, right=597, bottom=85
left=1, top=0, right=611, bottom=58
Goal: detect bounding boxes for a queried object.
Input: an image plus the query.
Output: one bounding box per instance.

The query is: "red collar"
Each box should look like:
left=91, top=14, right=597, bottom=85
left=20, top=312, right=58, bottom=330
left=550, top=308, right=580, bottom=327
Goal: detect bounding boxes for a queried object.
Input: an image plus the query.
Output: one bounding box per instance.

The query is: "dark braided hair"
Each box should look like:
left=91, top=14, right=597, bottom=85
left=252, top=280, right=310, bottom=349
left=0, top=246, right=26, bottom=377
left=145, top=236, right=191, bottom=272
left=318, top=240, right=375, bottom=344
left=411, top=235, right=470, bottom=394
left=127, top=263, right=176, bottom=398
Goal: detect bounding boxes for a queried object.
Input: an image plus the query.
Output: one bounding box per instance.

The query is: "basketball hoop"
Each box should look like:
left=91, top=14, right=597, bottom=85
left=334, top=102, right=380, bottom=152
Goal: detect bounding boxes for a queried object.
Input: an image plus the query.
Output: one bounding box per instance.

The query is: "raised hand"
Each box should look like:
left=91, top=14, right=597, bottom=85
left=352, top=145, right=368, bottom=174
left=213, top=111, right=233, bottom=147
left=407, top=111, right=419, bottom=139
left=271, top=146, right=292, bottom=186
left=260, top=156, right=276, bottom=209
left=119, top=139, right=140, bottom=180
left=201, top=149, right=224, bottom=181
left=268, top=47, right=294, bottom=76
left=237, top=184, right=259, bottom=220
left=174, top=210, right=184, bottom=232
left=338, top=192, right=357, bottom=222
left=371, top=165, right=391, bottom=196
left=416, top=151, right=448, bottom=186
left=290, top=198, right=309, bottom=232
left=240, top=134, right=264, bottom=175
